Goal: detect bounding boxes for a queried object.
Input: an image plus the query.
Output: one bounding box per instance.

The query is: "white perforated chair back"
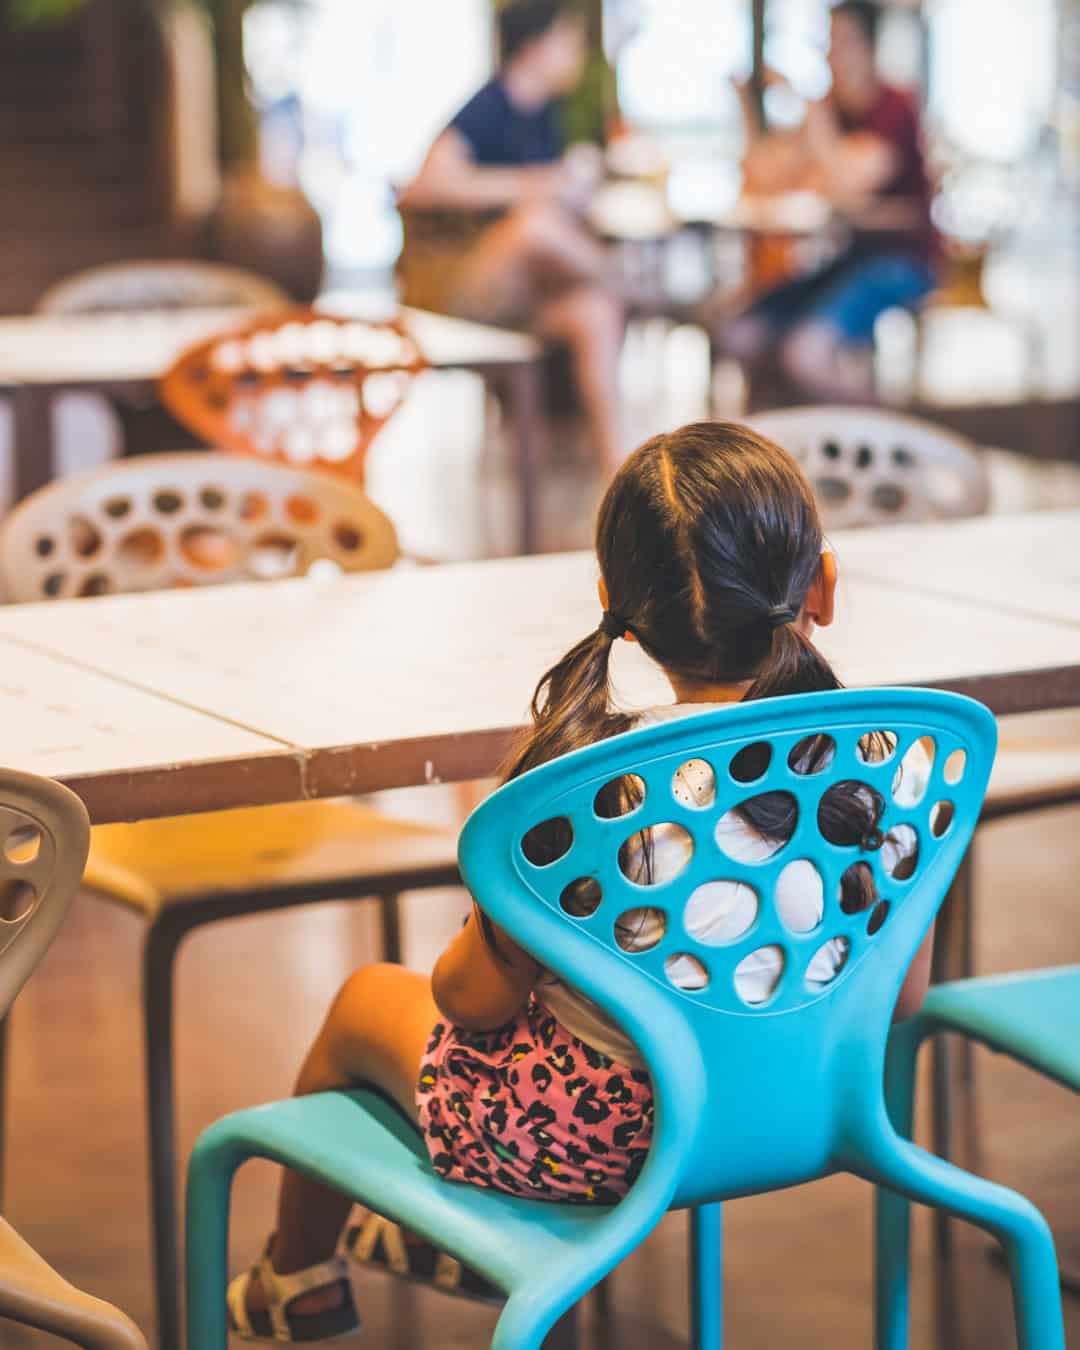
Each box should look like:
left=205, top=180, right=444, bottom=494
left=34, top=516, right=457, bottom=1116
left=0, top=453, right=399, bottom=602
left=0, top=770, right=90, bottom=1020
left=36, top=261, right=286, bottom=316
left=748, top=406, right=990, bottom=529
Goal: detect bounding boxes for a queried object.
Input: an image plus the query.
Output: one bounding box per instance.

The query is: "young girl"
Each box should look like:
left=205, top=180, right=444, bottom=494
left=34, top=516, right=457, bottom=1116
left=229, top=421, right=934, bottom=1341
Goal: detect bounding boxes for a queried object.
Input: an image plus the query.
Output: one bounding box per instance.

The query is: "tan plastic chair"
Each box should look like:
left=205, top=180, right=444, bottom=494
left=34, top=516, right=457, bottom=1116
left=0, top=454, right=461, bottom=1350
left=0, top=450, right=399, bottom=600
left=36, top=260, right=286, bottom=316
left=748, top=404, right=992, bottom=529
left=0, top=768, right=147, bottom=1349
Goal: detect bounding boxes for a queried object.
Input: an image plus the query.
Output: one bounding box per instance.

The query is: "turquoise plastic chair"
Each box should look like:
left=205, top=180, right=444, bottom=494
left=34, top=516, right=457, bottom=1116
left=185, top=687, right=1064, bottom=1349
left=878, top=963, right=1080, bottom=1329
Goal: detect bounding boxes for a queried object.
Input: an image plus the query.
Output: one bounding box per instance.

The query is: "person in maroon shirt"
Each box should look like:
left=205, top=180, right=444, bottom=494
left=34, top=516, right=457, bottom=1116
left=725, top=1, right=939, bottom=401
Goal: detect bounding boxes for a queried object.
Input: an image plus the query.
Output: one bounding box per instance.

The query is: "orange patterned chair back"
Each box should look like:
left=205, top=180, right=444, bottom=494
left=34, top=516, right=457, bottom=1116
left=160, top=308, right=426, bottom=482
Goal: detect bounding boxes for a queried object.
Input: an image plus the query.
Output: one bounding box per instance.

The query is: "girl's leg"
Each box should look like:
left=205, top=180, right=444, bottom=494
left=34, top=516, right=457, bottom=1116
left=248, top=964, right=440, bottom=1313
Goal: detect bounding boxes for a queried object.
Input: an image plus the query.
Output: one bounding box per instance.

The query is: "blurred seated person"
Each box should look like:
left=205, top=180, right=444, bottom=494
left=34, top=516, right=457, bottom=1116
left=397, top=0, right=625, bottom=470
left=723, top=0, right=939, bottom=401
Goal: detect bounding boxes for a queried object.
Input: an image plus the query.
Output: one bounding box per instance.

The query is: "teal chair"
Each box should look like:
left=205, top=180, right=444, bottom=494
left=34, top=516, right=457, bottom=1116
left=879, top=962, right=1080, bottom=1337
left=185, top=688, right=1065, bottom=1349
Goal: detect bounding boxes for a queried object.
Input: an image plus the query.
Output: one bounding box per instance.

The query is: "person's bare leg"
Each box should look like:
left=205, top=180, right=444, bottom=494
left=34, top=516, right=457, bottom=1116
left=446, top=204, right=626, bottom=470
left=449, top=202, right=613, bottom=322
left=538, top=283, right=626, bottom=472
left=779, top=319, right=878, bottom=402
left=247, top=964, right=439, bottom=1316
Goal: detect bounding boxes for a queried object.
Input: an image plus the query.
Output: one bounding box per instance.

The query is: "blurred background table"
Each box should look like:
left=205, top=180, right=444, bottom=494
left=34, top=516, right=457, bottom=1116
left=0, top=303, right=546, bottom=551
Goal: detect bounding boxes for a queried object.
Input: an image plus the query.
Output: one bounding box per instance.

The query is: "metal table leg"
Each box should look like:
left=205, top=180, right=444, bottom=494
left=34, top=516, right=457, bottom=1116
left=505, top=359, right=544, bottom=556
left=10, top=386, right=54, bottom=502
left=543, top=1303, right=580, bottom=1349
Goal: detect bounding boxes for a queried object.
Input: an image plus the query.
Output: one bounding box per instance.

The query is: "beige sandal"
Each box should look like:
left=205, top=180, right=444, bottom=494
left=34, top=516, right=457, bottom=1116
left=226, top=1238, right=360, bottom=1343
left=348, top=1213, right=502, bottom=1304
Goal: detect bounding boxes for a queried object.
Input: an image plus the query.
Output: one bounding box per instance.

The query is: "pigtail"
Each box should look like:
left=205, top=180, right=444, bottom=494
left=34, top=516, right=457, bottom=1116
left=478, top=627, right=638, bottom=958
left=500, top=627, right=635, bottom=786
left=745, top=623, right=842, bottom=703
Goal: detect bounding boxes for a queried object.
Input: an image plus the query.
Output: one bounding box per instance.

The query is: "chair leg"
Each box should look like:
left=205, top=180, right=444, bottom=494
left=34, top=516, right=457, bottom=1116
left=494, top=1292, right=573, bottom=1350
left=931, top=848, right=979, bottom=1143
left=871, top=1116, right=1065, bottom=1350
left=0, top=872, right=21, bottom=1211
left=590, top=1274, right=614, bottom=1335
left=184, top=1120, right=248, bottom=1350
left=143, top=916, right=187, bottom=1350
left=0, top=1009, right=8, bottom=1211
left=876, top=1018, right=923, bottom=1350
left=690, top=1203, right=723, bottom=1350
left=377, top=891, right=403, bottom=965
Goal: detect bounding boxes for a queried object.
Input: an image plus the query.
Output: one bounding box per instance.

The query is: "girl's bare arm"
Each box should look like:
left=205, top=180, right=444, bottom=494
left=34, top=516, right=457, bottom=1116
left=398, top=129, right=566, bottom=212
left=893, top=923, right=935, bottom=1022
left=431, top=906, right=540, bottom=1032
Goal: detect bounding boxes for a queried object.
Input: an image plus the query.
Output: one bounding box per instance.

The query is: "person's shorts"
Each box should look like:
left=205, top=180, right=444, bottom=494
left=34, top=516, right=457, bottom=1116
left=417, top=997, right=653, bottom=1205
left=750, top=251, right=937, bottom=346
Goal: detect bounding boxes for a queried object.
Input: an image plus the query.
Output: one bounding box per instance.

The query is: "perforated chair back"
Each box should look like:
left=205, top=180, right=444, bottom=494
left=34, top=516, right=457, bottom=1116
left=0, top=452, right=399, bottom=602
left=36, top=260, right=286, bottom=315
left=459, top=688, right=996, bottom=1210
left=0, top=770, right=90, bottom=1020
left=159, top=308, right=426, bottom=483
left=748, top=406, right=990, bottom=529
left=0, top=773, right=145, bottom=1350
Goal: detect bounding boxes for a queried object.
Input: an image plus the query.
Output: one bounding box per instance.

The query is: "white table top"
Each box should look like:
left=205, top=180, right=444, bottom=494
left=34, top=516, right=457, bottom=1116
left=0, top=639, right=289, bottom=817
left=0, top=302, right=540, bottom=388
left=0, top=514, right=1078, bottom=822
left=589, top=182, right=834, bottom=241
left=834, top=509, right=1080, bottom=629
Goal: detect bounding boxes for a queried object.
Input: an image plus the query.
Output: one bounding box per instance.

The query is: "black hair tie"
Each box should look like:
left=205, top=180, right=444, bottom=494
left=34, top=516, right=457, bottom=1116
left=598, top=610, right=630, bottom=640
left=767, top=603, right=798, bottom=631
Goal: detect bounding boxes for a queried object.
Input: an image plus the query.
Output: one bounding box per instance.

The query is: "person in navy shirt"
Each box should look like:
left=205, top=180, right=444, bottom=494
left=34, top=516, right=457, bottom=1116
left=400, top=0, right=625, bottom=471
left=723, top=0, right=939, bottom=402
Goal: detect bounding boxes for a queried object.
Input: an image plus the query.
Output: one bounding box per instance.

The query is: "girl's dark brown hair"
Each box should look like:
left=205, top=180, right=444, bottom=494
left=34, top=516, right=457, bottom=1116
left=497, top=422, right=884, bottom=936
left=832, top=0, right=882, bottom=47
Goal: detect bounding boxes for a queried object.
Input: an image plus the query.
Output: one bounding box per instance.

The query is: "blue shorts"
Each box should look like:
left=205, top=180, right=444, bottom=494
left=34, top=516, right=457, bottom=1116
left=749, top=251, right=937, bottom=345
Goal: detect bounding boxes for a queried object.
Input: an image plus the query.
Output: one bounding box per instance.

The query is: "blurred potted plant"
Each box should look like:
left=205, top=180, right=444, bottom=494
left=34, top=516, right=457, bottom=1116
left=7, top=0, right=323, bottom=299
left=203, top=0, right=323, bottom=299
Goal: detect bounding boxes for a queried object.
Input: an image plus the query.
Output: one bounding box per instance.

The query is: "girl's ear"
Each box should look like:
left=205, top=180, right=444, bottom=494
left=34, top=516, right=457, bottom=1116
left=596, top=574, right=637, bottom=642
left=805, top=550, right=838, bottom=628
